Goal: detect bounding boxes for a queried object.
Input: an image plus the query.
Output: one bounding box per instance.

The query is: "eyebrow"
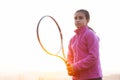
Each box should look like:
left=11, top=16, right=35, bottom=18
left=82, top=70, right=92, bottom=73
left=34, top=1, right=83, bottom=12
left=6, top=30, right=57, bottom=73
left=74, top=16, right=84, bottom=19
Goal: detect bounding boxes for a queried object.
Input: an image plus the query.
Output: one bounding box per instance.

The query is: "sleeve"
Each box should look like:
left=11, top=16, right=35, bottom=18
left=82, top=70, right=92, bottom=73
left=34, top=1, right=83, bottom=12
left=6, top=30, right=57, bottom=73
left=73, top=31, right=100, bottom=72
left=67, top=39, right=74, bottom=64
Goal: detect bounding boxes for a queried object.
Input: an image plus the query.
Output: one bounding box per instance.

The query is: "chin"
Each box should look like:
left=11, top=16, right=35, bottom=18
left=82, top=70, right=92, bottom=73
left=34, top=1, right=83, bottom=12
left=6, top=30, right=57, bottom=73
left=77, top=26, right=85, bottom=28
left=76, top=26, right=80, bottom=28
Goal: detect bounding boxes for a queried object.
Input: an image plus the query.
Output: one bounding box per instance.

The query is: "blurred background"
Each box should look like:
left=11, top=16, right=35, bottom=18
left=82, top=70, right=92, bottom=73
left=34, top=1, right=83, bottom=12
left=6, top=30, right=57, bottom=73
left=0, top=0, right=120, bottom=80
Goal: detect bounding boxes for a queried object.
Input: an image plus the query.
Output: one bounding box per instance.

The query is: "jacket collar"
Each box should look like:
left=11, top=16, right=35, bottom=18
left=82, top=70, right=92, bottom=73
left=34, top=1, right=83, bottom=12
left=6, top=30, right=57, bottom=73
left=74, top=26, right=88, bottom=34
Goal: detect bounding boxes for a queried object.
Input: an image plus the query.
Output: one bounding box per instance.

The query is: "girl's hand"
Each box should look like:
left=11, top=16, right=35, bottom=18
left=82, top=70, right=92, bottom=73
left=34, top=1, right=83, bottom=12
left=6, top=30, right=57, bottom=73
left=66, top=62, right=75, bottom=76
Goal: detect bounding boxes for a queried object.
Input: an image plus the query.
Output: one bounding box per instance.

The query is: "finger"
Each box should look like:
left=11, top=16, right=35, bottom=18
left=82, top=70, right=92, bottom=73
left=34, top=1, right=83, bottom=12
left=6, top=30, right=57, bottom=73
left=66, top=62, right=70, bottom=66
left=67, top=65, right=72, bottom=70
left=68, top=71, right=74, bottom=76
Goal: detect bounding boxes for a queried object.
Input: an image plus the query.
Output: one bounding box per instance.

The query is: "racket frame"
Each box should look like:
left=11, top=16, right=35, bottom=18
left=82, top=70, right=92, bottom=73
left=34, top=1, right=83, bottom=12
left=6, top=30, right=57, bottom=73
left=36, top=15, right=67, bottom=64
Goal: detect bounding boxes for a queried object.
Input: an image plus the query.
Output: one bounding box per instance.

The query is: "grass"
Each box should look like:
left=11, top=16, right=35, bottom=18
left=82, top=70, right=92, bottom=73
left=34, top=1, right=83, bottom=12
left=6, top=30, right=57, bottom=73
left=0, top=71, right=120, bottom=80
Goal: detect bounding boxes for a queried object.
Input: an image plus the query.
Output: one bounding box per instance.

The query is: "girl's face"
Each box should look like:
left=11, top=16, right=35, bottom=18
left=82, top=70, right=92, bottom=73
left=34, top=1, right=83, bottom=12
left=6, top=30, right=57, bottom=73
left=74, top=12, right=89, bottom=28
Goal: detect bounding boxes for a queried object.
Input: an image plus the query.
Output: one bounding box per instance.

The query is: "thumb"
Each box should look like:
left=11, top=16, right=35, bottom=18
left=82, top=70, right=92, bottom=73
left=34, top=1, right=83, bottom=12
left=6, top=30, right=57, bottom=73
left=66, top=62, right=71, bottom=66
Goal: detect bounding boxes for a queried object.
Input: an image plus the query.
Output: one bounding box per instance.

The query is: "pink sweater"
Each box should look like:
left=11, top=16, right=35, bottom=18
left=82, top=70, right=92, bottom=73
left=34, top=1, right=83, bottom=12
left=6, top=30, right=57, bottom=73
left=67, top=26, right=102, bottom=80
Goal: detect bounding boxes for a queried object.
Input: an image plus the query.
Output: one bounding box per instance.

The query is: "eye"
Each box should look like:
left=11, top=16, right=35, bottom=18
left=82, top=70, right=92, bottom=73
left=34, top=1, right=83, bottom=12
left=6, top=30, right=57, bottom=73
left=74, top=16, right=84, bottom=20
left=74, top=17, right=77, bottom=20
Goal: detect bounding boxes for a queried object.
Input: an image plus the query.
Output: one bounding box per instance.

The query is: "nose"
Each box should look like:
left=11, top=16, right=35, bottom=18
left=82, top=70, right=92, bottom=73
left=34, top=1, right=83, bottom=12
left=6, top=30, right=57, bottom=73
left=75, top=18, right=81, bottom=22
left=75, top=19, right=80, bottom=23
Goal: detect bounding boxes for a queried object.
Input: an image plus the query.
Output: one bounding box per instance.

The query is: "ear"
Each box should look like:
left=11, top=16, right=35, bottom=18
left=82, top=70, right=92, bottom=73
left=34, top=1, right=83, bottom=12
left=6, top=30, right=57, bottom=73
left=87, top=19, right=90, bottom=23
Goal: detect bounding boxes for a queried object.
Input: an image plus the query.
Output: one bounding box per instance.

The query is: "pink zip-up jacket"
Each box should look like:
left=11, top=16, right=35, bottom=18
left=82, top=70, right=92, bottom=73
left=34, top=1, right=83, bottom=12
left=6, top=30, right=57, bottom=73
left=67, top=26, right=102, bottom=80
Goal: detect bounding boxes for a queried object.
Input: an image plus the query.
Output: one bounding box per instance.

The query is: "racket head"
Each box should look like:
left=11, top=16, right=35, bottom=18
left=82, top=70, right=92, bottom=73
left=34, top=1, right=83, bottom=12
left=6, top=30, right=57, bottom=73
left=37, top=15, right=64, bottom=57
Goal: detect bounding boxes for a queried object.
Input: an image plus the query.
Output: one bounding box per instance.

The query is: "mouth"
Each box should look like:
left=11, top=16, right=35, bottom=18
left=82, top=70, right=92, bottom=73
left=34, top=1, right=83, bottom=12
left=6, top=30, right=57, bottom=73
left=76, top=25, right=80, bottom=28
left=76, top=23, right=81, bottom=27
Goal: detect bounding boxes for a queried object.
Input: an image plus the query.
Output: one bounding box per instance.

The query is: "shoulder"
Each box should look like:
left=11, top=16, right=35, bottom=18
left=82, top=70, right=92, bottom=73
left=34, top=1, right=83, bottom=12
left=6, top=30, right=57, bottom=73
left=85, top=28, right=100, bottom=41
left=70, top=35, right=76, bottom=43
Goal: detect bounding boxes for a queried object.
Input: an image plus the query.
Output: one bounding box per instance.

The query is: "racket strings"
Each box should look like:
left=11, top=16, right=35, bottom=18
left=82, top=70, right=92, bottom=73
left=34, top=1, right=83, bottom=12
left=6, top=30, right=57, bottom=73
left=37, top=15, right=66, bottom=63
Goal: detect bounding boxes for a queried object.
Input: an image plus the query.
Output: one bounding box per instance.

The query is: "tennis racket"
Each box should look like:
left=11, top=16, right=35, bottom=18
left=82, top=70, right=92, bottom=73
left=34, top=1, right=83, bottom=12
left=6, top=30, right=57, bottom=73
left=36, top=15, right=67, bottom=65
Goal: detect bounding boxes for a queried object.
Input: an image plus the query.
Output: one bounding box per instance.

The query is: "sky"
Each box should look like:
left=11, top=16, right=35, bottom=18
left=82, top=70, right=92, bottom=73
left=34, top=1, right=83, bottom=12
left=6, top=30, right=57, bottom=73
left=0, top=0, right=120, bottom=76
